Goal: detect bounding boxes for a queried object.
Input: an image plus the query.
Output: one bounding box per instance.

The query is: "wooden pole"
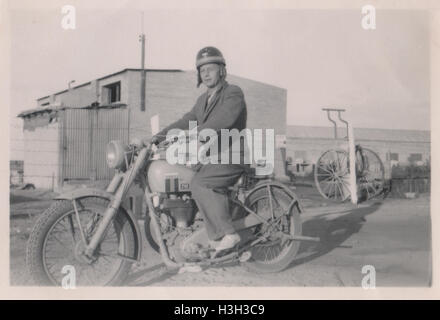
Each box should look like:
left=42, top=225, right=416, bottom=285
left=140, top=33, right=146, bottom=112
left=348, top=123, right=358, bottom=204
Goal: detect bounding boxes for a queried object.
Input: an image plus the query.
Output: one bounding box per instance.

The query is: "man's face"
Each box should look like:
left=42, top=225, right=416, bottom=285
left=199, top=63, right=222, bottom=88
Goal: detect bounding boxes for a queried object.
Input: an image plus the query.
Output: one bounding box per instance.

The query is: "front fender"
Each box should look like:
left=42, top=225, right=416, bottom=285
left=54, top=187, right=115, bottom=201
left=54, top=187, right=142, bottom=261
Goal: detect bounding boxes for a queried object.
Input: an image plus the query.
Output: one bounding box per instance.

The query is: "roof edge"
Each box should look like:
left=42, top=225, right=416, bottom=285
left=37, top=68, right=183, bottom=100
left=288, top=124, right=430, bottom=133
left=17, top=103, right=128, bottom=118
left=182, top=69, right=287, bottom=91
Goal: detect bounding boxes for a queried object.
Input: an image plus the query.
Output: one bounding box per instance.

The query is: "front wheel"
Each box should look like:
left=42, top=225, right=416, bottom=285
left=242, top=183, right=302, bottom=273
left=26, top=197, right=136, bottom=286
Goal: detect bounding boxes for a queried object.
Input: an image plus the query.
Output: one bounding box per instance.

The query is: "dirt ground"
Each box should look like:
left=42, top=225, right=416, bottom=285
left=10, top=186, right=431, bottom=287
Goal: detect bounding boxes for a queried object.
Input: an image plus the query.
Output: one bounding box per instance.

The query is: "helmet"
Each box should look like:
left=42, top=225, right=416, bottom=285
left=196, top=46, right=226, bottom=69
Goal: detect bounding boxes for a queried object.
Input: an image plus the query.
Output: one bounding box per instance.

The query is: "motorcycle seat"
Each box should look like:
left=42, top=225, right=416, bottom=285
left=225, top=167, right=272, bottom=191
left=243, top=160, right=274, bottom=179
left=243, top=167, right=271, bottom=179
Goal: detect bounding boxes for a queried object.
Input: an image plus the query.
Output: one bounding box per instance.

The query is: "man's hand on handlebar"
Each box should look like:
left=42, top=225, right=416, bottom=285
left=141, top=134, right=166, bottom=147
left=144, top=130, right=201, bottom=149
left=151, top=136, right=160, bottom=146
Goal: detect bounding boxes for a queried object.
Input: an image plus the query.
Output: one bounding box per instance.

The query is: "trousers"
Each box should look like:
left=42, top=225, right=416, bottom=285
left=190, top=164, right=246, bottom=240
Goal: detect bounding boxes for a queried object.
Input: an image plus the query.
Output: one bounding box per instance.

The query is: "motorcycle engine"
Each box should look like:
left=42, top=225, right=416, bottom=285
left=167, top=219, right=208, bottom=262
left=162, top=197, right=196, bottom=228
left=154, top=195, right=208, bottom=262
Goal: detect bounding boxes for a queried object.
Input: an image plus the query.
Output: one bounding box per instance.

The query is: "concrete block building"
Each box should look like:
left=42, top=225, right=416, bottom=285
left=287, top=125, right=430, bottom=179
left=19, top=68, right=288, bottom=190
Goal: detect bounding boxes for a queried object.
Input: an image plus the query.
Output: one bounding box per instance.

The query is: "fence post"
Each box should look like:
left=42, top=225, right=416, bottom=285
left=348, top=123, right=358, bottom=204
left=58, top=109, right=66, bottom=189
left=386, top=150, right=392, bottom=180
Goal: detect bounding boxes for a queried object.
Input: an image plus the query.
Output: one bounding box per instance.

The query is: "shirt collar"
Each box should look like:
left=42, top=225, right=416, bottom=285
left=207, top=81, right=228, bottom=99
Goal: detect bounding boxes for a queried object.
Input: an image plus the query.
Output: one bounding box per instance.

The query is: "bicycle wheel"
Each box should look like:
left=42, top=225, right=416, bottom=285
left=356, top=147, right=385, bottom=200
left=314, top=149, right=351, bottom=201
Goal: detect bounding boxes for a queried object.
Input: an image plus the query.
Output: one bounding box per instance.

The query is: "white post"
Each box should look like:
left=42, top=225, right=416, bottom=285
left=348, top=123, right=358, bottom=204
left=150, top=114, right=160, bottom=136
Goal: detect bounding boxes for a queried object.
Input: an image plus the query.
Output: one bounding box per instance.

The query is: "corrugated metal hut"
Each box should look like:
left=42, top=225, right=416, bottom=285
left=17, top=104, right=129, bottom=190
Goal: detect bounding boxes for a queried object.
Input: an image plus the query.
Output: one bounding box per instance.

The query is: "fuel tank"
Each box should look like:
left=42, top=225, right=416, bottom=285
left=147, top=160, right=195, bottom=193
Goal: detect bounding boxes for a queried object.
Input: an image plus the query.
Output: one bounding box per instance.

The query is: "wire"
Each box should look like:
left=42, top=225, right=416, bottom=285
left=17, top=163, right=97, bottom=167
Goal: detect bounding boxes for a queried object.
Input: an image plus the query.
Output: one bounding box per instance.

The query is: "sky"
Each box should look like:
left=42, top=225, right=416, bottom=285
left=7, top=4, right=431, bottom=160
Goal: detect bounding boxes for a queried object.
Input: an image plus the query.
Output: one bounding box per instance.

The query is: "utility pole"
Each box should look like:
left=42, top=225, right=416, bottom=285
left=139, top=12, right=146, bottom=112
left=68, top=80, right=75, bottom=89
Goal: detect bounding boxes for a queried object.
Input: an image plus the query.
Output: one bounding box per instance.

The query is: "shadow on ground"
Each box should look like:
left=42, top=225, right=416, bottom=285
left=123, top=201, right=383, bottom=285
left=288, top=201, right=382, bottom=269
left=124, top=257, right=241, bottom=286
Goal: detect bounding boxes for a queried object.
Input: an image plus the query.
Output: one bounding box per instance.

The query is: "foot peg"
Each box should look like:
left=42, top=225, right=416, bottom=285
left=215, top=233, right=241, bottom=251
left=209, top=233, right=241, bottom=259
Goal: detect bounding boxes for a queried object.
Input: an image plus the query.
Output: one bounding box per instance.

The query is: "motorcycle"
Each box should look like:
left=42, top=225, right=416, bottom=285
left=26, top=137, right=315, bottom=286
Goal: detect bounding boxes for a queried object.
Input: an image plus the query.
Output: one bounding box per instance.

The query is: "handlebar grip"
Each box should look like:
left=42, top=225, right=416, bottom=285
left=151, top=136, right=160, bottom=146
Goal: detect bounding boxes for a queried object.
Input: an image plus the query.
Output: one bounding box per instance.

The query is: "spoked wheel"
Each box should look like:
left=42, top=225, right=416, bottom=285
left=314, top=149, right=351, bottom=201
left=26, top=197, right=136, bottom=286
left=242, top=184, right=302, bottom=273
left=356, top=147, right=385, bottom=201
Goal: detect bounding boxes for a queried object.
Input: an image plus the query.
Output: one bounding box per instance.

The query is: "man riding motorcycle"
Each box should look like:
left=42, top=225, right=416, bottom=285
left=151, top=46, right=248, bottom=253
left=26, top=46, right=309, bottom=287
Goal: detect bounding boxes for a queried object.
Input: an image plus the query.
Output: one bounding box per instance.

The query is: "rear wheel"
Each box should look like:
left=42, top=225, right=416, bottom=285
left=26, top=197, right=136, bottom=286
left=242, top=184, right=302, bottom=273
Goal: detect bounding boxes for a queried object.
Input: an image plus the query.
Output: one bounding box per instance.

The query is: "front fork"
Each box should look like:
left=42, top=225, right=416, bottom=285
left=82, top=148, right=149, bottom=258
left=81, top=147, right=181, bottom=269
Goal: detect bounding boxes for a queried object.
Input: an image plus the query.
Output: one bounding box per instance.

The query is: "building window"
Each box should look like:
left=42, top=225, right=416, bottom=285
left=294, top=150, right=307, bottom=161
left=409, top=153, right=422, bottom=162
left=388, top=153, right=399, bottom=161
left=105, top=82, right=121, bottom=103
left=41, top=102, right=50, bottom=107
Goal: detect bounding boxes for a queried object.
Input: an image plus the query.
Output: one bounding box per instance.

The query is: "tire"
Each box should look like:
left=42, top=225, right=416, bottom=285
left=26, top=197, right=136, bottom=286
left=242, top=184, right=302, bottom=273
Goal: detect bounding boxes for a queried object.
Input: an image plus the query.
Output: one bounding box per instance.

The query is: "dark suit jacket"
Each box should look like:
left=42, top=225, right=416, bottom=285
left=156, top=81, right=248, bottom=164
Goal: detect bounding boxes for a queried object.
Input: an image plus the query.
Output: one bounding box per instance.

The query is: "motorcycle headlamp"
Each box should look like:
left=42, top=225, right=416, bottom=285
left=106, top=140, right=129, bottom=169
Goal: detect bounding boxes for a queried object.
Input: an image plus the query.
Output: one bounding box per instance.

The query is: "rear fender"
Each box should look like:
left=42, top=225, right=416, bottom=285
left=54, top=187, right=142, bottom=261
left=246, top=180, right=304, bottom=213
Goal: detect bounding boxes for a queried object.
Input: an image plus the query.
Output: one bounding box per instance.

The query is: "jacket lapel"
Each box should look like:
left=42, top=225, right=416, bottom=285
left=202, top=82, right=228, bottom=123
